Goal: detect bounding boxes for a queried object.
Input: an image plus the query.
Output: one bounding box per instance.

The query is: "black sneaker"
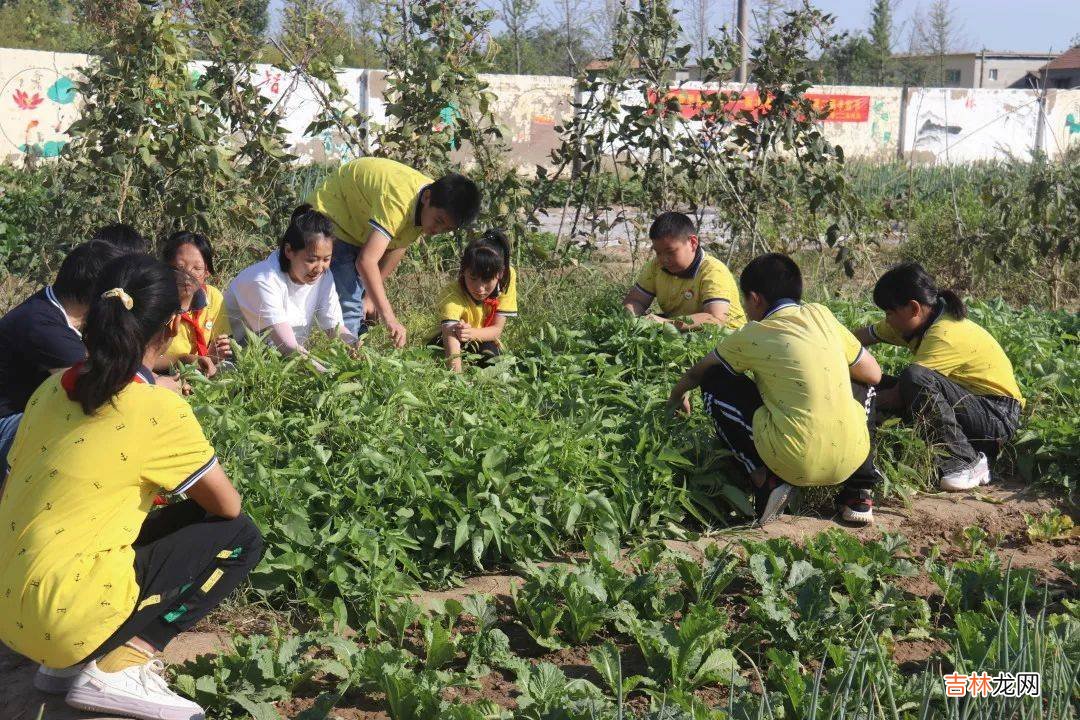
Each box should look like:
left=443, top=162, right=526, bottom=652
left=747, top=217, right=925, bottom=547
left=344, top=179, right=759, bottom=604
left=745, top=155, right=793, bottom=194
left=753, top=475, right=796, bottom=527
left=836, top=488, right=874, bottom=525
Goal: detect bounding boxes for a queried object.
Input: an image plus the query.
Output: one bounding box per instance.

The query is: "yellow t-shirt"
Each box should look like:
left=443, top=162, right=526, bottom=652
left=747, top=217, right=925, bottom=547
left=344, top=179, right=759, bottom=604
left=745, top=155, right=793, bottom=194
left=163, top=284, right=231, bottom=363
left=436, top=268, right=519, bottom=331
left=870, top=314, right=1023, bottom=404
left=0, top=372, right=216, bottom=667
left=306, top=157, right=433, bottom=250
left=634, top=252, right=746, bottom=329
left=715, top=302, right=869, bottom=487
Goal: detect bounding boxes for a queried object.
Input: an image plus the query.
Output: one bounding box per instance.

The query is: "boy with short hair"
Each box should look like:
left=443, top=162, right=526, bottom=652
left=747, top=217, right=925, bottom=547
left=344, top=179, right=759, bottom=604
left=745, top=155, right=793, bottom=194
left=623, top=211, right=745, bottom=331
left=667, top=253, right=883, bottom=526
left=307, top=157, right=482, bottom=347
left=0, top=241, right=125, bottom=479
left=91, top=223, right=148, bottom=255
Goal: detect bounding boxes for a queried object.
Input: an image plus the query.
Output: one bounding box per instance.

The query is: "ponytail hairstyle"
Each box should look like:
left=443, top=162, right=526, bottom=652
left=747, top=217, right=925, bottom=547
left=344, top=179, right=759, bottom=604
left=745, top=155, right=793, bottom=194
left=279, top=204, right=335, bottom=273
left=76, top=255, right=180, bottom=415
left=162, top=230, right=215, bottom=275
left=460, top=230, right=511, bottom=288
left=873, top=261, right=966, bottom=320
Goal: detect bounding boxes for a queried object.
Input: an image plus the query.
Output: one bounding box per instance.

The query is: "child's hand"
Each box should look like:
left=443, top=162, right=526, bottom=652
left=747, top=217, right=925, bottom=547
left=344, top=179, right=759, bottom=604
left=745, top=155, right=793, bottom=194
left=666, top=393, right=691, bottom=417
left=454, top=321, right=475, bottom=343
left=195, top=355, right=218, bottom=378
left=644, top=313, right=669, bottom=324
left=363, top=296, right=379, bottom=323
left=210, top=335, right=232, bottom=362
left=386, top=318, right=407, bottom=348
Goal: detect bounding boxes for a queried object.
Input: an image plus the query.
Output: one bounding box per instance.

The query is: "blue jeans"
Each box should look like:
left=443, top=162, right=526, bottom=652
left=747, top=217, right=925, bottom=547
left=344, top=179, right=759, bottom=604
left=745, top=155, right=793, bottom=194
left=329, top=239, right=368, bottom=337
left=0, top=411, right=23, bottom=484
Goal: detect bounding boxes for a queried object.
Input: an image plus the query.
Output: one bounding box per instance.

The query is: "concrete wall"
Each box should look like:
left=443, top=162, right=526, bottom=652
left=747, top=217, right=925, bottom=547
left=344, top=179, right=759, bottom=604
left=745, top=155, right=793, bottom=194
left=2, top=46, right=1078, bottom=169
left=0, top=47, right=365, bottom=164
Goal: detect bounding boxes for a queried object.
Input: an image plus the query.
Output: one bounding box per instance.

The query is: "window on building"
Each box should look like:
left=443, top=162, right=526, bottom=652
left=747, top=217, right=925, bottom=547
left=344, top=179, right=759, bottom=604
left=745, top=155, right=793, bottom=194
left=988, top=68, right=999, bottom=81
left=945, top=69, right=962, bottom=84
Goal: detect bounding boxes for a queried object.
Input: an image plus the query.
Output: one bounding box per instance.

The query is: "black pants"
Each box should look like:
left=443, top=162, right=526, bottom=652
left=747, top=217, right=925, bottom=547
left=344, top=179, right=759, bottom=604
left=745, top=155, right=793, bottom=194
left=81, top=500, right=264, bottom=662
left=700, top=360, right=879, bottom=491
left=896, top=364, right=1021, bottom=474
left=429, top=333, right=501, bottom=365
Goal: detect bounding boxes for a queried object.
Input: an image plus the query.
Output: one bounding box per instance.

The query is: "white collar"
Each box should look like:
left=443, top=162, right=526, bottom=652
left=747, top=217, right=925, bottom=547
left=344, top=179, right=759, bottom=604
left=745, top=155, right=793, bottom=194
left=45, top=286, right=82, bottom=338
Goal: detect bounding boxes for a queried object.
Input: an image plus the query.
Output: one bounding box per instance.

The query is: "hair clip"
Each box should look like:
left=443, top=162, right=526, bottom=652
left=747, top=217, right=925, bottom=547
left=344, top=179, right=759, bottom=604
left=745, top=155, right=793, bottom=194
left=101, top=287, right=134, bottom=310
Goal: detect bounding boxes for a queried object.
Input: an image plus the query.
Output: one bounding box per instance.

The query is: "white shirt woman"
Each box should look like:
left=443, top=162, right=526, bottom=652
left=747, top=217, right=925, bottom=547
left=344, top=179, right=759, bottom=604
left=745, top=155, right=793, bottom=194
left=225, top=206, right=356, bottom=360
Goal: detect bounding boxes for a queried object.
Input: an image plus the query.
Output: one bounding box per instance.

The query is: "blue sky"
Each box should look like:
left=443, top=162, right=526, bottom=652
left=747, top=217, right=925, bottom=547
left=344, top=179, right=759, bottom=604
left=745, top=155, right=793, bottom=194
left=270, top=1, right=1080, bottom=56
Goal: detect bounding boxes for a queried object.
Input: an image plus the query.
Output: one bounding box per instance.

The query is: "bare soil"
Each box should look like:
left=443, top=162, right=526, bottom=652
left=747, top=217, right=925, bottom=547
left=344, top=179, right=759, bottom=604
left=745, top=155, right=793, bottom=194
left=3, top=482, right=1075, bottom=719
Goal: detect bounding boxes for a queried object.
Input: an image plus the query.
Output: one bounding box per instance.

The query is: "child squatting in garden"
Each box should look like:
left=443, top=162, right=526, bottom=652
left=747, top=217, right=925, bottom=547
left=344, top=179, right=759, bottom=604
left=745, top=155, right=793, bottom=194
left=855, top=262, right=1024, bottom=492
left=623, top=211, right=746, bottom=331
left=432, top=229, right=518, bottom=373
left=667, top=253, right=884, bottom=526
left=155, top=230, right=233, bottom=378
left=225, top=205, right=358, bottom=372
left=0, top=254, right=263, bottom=720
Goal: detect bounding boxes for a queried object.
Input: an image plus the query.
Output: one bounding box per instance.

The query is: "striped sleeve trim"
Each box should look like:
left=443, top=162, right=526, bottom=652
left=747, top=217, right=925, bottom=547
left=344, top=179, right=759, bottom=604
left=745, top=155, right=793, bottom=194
left=702, top=297, right=730, bottom=306
left=167, top=455, right=218, bottom=496
left=496, top=311, right=518, bottom=317
left=849, top=346, right=865, bottom=367
left=440, top=319, right=462, bottom=325
left=368, top=219, right=393, bottom=241
left=633, top=283, right=655, bottom=298
left=867, top=324, right=881, bottom=342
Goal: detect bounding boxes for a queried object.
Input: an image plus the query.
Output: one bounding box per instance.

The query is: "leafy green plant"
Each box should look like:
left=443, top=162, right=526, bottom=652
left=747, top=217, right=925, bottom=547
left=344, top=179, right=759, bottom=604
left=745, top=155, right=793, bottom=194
left=1024, top=509, right=1076, bottom=543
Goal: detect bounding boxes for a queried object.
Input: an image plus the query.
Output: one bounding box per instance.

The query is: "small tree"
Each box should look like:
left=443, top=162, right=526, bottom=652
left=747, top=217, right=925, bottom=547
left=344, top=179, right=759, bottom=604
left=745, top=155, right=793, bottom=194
left=60, top=0, right=295, bottom=237
left=867, top=0, right=894, bottom=84
left=498, top=0, right=541, bottom=75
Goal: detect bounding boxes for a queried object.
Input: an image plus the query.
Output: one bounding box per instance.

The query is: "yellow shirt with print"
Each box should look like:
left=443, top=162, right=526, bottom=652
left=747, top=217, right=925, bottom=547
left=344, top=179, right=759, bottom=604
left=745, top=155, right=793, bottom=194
left=870, top=315, right=1023, bottom=405
left=164, top=284, right=231, bottom=363
left=435, top=268, right=518, bottom=333
left=306, top=157, right=433, bottom=250
left=715, top=302, right=869, bottom=487
left=634, top=253, right=746, bottom=329
left=0, top=376, right=216, bottom=668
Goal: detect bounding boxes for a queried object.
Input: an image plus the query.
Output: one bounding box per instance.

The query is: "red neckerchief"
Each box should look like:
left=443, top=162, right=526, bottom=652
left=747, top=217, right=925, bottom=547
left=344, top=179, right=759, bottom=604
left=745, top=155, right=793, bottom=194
left=178, top=287, right=210, bottom=357
left=60, top=361, right=150, bottom=399
left=482, top=297, right=499, bottom=328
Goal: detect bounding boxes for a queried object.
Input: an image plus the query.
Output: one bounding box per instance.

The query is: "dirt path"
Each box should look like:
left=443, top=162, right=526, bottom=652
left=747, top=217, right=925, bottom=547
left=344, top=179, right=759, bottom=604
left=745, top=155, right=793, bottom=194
left=3, top=482, right=1074, bottom=720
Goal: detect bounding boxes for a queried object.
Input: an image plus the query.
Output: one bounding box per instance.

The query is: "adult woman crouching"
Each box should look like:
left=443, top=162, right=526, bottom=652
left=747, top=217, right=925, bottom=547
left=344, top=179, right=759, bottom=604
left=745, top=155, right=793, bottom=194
left=0, top=254, right=263, bottom=720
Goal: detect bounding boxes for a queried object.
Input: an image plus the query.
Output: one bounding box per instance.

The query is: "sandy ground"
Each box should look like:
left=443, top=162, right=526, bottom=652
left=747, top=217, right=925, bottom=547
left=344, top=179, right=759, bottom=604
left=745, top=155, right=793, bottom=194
left=2, top=482, right=1075, bottom=720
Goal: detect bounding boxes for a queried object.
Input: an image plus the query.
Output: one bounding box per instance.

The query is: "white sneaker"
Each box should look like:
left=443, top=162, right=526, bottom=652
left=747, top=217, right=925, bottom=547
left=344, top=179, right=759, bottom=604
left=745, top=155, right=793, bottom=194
left=972, top=453, right=991, bottom=486
left=65, top=659, right=205, bottom=720
left=939, top=458, right=981, bottom=492
left=34, top=663, right=86, bottom=695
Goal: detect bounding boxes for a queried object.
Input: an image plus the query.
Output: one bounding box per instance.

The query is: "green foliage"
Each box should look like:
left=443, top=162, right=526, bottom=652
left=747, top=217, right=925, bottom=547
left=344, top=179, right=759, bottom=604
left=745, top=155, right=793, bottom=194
left=57, top=0, right=294, bottom=240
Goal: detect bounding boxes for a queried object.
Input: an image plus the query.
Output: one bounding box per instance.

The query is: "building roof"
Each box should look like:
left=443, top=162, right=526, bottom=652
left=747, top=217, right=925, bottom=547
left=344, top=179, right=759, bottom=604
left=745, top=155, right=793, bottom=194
left=1042, top=46, right=1080, bottom=71
left=893, top=51, right=1057, bottom=61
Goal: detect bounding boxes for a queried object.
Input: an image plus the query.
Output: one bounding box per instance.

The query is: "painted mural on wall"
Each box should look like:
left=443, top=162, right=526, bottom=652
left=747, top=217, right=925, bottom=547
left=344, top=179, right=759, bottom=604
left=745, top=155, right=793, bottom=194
left=903, top=88, right=1045, bottom=164
left=0, top=51, right=86, bottom=161
left=653, top=87, right=872, bottom=122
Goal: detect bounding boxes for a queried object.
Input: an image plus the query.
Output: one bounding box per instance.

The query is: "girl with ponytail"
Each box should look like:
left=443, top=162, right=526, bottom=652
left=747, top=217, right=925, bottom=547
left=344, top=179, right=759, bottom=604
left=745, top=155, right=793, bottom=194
left=0, top=254, right=263, bottom=719
left=855, top=262, right=1023, bottom=493
left=224, top=205, right=356, bottom=370
left=432, top=229, right=518, bottom=373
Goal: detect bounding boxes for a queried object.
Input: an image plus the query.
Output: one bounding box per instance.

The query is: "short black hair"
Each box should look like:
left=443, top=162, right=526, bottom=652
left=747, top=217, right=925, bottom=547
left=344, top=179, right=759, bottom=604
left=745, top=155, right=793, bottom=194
left=649, top=211, right=696, bottom=241
left=54, top=241, right=126, bottom=306
left=162, top=230, right=215, bottom=275
left=91, top=223, right=148, bottom=255
left=427, top=173, right=481, bottom=228
left=739, top=253, right=803, bottom=304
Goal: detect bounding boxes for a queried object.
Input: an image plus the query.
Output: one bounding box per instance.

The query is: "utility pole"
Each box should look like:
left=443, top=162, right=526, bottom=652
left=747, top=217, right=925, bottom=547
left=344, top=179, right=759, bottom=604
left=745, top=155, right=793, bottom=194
left=736, top=0, right=749, bottom=82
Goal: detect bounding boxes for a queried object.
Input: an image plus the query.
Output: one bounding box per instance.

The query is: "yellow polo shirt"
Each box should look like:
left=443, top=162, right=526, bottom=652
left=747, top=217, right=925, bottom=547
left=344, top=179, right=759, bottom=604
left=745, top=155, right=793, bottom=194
left=436, top=268, right=518, bottom=330
left=714, top=302, right=869, bottom=487
left=0, top=373, right=216, bottom=667
left=306, top=157, right=432, bottom=250
left=635, top=253, right=745, bottom=329
left=869, top=314, right=1023, bottom=404
left=163, top=284, right=231, bottom=362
